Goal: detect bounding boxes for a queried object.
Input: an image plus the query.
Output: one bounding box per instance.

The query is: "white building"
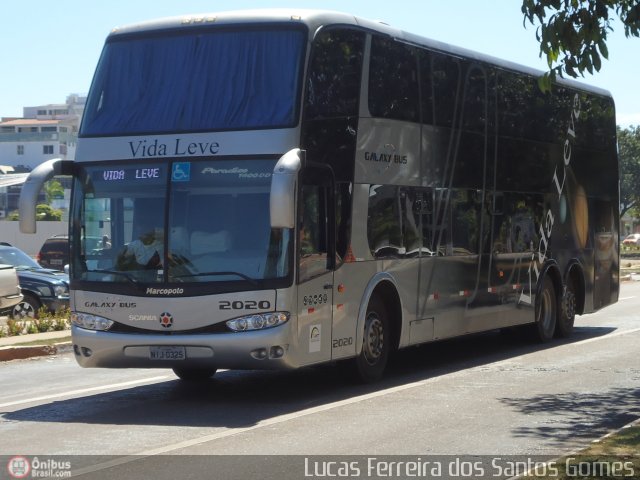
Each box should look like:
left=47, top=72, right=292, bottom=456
left=0, top=94, right=85, bottom=171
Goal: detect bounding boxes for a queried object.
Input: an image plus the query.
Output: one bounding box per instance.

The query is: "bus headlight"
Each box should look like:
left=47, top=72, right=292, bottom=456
left=71, top=312, right=114, bottom=331
left=226, top=312, right=289, bottom=332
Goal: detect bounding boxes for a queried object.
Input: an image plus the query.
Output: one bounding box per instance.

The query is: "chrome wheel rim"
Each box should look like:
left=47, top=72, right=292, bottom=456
left=538, top=288, right=553, bottom=334
left=13, top=301, right=35, bottom=319
left=363, top=312, right=384, bottom=366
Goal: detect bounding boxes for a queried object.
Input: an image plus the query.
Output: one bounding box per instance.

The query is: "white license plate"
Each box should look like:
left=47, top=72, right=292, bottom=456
left=50, top=259, right=63, bottom=265
left=149, top=346, right=185, bottom=360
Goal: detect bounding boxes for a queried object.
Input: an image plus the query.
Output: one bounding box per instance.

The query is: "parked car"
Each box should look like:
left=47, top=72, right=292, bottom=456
left=622, top=233, right=640, bottom=246
left=37, top=234, right=69, bottom=270
left=0, top=243, right=69, bottom=318
left=0, top=263, right=23, bottom=316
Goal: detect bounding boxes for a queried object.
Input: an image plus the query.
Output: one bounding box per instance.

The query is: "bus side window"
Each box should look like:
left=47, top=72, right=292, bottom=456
left=299, top=183, right=330, bottom=283
left=369, top=35, right=419, bottom=122
left=305, top=28, right=364, bottom=119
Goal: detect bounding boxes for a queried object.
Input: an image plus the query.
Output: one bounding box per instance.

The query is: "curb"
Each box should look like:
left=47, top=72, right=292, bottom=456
left=0, top=341, right=72, bottom=362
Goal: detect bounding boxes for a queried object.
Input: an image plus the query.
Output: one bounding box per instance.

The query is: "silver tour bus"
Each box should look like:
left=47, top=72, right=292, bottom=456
left=20, top=10, right=619, bottom=382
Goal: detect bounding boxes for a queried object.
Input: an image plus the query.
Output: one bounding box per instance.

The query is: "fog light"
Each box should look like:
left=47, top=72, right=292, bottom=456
left=73, top=345, right=81, bottom=356
left=81, top=347, right=93, bottom=357
left=270, top=346, right=285, bottom=358
left=250, top=348, right=268, bottom=360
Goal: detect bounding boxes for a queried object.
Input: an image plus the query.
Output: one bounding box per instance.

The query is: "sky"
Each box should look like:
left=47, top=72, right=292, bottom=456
left=1, top=0, right=639, bottom=126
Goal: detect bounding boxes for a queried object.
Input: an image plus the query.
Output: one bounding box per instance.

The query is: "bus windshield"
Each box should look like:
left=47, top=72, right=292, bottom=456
left=72, top=159, right=292, bottom=289
left=80, top=27, right=306, bottom=136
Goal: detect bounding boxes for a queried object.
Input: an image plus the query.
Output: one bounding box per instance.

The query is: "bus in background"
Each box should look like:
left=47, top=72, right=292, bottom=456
left=19, top=10, right=619, bottom=382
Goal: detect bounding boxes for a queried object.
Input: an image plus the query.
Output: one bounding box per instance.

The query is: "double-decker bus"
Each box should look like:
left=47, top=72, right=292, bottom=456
left=19, top=10, right=619, bottom=382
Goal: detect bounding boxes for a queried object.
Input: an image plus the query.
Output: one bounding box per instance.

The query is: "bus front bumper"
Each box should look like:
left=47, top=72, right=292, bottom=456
left=71, top=324, right=297, bottom=370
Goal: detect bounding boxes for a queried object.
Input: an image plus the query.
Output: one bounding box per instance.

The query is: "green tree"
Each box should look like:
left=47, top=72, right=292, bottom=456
left=522, top=0, right=640, bottom=89
left=36, top=204, right=62, bottom=221
left=43, top=179, right=65, bottom=204
left=619, top=125, right=640, bottom=218
left=7, top=204, right=63, bottom=221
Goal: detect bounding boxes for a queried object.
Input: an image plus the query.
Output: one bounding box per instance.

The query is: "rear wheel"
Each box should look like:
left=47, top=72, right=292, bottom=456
left=532, top=276, right=557, bottom=342
left=12, top=293, right=41, bottom=319
left=556, top=278, right=576, bottom=338
left=172, top=367, right=217, bottom=382
left=354, top=296, right=389, bottom=383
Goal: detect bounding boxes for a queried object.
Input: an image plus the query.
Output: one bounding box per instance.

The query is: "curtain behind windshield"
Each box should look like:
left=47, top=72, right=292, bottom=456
left=81, top=28, right=305, bottom=136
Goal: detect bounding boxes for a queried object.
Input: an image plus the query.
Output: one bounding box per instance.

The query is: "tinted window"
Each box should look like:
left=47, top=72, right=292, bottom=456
left=429, top=52, right=461, bottom=129
left=367, top=185, right=422, bottom=258
left=450, top=189, right=481, bottom=255
left=305, top=28, right=364, bottom=119
left=299, top=183, right=330, bottom=282
left=368, top=36, right=419, bottom=122
left=462, top=66, right=488, bottom=133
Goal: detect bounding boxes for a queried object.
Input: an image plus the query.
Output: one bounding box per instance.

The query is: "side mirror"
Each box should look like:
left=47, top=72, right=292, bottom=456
left=19, top=158, right=74, bottom=233
left=270, top=149, right=304, bottom=229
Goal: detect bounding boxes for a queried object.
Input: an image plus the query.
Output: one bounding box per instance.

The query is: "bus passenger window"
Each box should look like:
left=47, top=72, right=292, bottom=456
left=305, top=29, right=365, bottom=119
left=299, top=184, right=330, bottom=282
left=369, top=36, right=419, bottom=122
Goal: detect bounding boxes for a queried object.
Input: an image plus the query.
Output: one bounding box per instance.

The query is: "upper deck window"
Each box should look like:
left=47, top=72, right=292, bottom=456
left=81, top=27, right=306, bottom=136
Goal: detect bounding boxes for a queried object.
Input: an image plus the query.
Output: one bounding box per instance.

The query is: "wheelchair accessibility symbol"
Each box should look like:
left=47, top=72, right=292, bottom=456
left=172, top=162, right=191, bottom=182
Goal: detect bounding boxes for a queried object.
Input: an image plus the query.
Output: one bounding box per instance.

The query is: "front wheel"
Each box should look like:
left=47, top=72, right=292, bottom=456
left=12, top=293, right=41, bottom=319
left=532, top=276, right=557, bottom=342
left=354, top=296, right=390, bottom=383
left=172, top=367, right=217, bottom=382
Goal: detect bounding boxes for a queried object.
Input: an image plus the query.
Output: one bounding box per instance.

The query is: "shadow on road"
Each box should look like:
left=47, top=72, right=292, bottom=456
left=2, top=325, right=618, bottom=430
left=500, top=386, right=640, bottom=447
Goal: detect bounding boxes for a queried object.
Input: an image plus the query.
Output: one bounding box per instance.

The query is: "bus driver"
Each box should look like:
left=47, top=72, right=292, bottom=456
left=117, top=224, right=163, bottom=271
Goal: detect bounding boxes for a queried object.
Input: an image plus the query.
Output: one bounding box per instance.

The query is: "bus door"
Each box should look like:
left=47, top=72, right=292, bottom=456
left=296, top=171, right=335, bottom=365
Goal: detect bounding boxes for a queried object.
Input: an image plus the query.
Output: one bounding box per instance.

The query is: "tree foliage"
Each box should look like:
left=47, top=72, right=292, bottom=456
left=7, top=204, right=63, bottom=221
left=618, top=125, right=640, bottom=218
left=43, top=179, right=65, bottom=204
left=522, top=0, right=640, bottom=89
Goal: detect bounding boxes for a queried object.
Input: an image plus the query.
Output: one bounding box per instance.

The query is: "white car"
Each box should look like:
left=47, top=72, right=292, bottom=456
left=0, top=263, right=23, bottom=315
left=622, top=233, right=640, bottom=246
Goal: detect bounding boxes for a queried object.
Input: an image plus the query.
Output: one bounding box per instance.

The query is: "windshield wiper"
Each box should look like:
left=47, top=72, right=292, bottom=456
left=88, top=269, right=142, bottom=287
left=173, top=271, right=259, bottom=286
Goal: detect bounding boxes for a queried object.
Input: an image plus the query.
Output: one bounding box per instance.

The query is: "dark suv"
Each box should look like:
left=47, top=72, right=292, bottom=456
left=37, top=235, right=69, bottom=271
left=0, top=243, right=69, bottom=318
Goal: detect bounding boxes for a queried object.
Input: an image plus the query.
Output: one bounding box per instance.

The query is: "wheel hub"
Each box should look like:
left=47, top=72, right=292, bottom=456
left=363, top=313, right=384, bottom=365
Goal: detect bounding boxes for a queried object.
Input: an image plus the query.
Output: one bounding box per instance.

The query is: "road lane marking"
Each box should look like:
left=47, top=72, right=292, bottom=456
left=71, top=378, right=434, bottom=477
left=133, top=326, right=640, bottom=456
left=14, top=325, right=640, bottom=477
left=619, top=296, right=636, bottom=300
left=0, top=375, right=170, bottom=409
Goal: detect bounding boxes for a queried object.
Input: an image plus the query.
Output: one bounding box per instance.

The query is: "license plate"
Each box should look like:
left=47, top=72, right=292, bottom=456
left=51, top=259, right=63, bottom=265
left=149, top=346, right=185, bottom=360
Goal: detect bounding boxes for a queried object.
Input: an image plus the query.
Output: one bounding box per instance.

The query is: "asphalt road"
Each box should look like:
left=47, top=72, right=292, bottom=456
left=1, top=282, right=639, bottom=479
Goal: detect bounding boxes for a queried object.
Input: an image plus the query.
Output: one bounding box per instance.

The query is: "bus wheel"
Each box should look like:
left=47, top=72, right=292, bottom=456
left=556, top=279, right=576, bottom=338
left=172, top=367, right=217, bottom=381
left=533, top=276, right=557, bottom=342
left=354, top=296, right=389, bottom=383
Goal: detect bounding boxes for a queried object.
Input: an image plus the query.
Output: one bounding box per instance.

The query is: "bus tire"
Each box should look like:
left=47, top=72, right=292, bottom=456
left=556, top=278, right=576, bottom=338
left=354, top=296, right=389, bottom=383
left=172, top=367, right=217, bottom=381
left=532, top=276, right=557, bottom=342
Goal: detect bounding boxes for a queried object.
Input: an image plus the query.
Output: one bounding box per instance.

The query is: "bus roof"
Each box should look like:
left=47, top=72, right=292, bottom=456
left=107, top=9, right=612, bottom=99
